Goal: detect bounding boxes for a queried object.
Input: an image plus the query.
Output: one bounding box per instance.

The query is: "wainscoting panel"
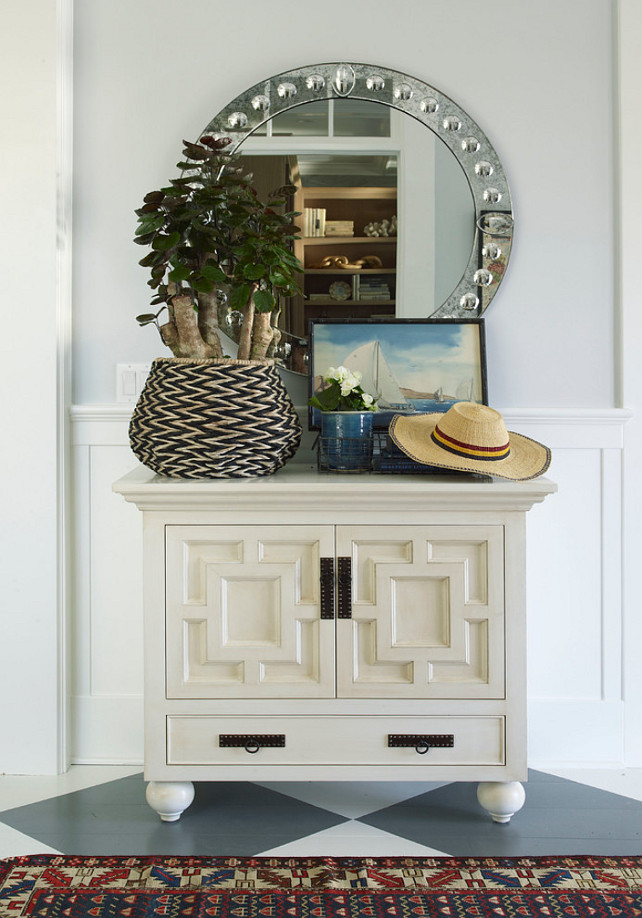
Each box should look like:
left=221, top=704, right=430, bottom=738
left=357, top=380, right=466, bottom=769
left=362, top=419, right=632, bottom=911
left=71, top=412, right=145, bottom=764
left=70, top=405, right=630, bottom=767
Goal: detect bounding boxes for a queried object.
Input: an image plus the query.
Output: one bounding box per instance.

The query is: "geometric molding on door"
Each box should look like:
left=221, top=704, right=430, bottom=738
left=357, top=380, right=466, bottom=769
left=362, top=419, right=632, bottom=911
left=353, top=618, right=414, bottom=684
left=352, top=540, right=413, bottom=604
left=427, top=539, right=489, bottom=604
left=182, top=539, right=244, bottom=603
left=182, top=616, right=321, bottom=687
left=429, top=619, right=489, bottom=684
left=346, top=615, right=490, bottom=692
left=337, top=526, right=504, bottom=699
left=390, top=574, right=451, bottom=647
left=166, top=527, right=335, bottom=699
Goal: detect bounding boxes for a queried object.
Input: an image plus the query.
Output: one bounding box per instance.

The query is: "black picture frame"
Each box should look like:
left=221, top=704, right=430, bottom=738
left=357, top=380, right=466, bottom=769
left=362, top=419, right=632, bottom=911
left=308, top=318, right=488, bottom=430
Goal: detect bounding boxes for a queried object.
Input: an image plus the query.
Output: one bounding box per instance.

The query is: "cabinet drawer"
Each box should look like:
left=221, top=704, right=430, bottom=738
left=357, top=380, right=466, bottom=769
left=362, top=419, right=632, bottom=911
left=166, top=715, right=505, bottom=766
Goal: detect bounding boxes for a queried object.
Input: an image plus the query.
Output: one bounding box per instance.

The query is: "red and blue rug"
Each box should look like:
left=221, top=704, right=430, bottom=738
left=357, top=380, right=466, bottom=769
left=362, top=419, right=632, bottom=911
left=1, top=855, right=641, bottom=917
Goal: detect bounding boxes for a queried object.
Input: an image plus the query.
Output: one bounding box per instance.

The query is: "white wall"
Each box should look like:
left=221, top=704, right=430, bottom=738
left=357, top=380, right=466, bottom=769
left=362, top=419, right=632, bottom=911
left=0, top=0, right=65, bottom=774
left=72, top=0, right=614, bottom=409
left=618, top=0, right=642, bottom=765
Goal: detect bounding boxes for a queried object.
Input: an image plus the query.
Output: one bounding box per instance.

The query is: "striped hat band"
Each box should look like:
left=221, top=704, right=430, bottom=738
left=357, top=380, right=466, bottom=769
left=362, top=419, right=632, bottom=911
left=431, top=424, right=511, bottom=462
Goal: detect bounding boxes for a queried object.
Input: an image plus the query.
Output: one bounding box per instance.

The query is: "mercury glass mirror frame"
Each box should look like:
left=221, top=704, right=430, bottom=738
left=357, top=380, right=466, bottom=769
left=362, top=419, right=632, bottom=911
left=199, top=63, right=514, bottom=319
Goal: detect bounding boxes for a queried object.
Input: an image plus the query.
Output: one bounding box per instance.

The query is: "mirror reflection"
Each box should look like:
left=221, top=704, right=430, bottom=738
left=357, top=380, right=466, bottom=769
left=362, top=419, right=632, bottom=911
left=221, top=97, right=475, bottom=369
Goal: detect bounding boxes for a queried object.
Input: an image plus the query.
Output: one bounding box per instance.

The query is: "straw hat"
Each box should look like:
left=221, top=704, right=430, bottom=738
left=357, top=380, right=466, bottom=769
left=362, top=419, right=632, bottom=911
left=389, top=402, right=551, bottom=481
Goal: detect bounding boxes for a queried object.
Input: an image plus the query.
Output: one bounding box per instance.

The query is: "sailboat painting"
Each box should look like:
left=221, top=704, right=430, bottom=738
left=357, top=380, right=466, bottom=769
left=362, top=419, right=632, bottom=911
left=309, top=318, right=487, bottom=428
left=341, top=340, right=408, bottom=409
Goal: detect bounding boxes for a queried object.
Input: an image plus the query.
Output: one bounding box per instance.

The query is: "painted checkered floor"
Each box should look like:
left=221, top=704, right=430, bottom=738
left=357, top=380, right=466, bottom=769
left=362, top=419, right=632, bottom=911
left=0, top=768, right=641, bottom=859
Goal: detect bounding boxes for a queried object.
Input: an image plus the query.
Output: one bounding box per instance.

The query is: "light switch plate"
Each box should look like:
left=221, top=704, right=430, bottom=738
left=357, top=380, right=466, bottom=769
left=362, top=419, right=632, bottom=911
left=116, top=364, right=151, bottom=403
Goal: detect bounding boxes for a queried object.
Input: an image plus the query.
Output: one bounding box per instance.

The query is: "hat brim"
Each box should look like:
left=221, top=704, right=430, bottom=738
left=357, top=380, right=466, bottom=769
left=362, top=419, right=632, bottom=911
left=389, top=413, right=551, bottom=481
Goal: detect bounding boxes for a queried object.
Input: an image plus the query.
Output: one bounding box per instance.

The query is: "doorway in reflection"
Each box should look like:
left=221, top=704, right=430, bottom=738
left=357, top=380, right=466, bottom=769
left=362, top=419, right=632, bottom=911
left=234, top=98, right=475, bottom=372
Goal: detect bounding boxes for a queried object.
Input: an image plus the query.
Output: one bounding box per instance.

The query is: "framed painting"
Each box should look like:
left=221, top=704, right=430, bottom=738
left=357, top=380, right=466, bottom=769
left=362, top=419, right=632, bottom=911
left=308, top=318, right=487, bottom=430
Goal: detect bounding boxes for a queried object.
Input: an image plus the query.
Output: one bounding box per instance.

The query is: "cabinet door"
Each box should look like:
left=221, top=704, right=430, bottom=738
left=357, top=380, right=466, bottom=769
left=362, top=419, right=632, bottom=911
left=165, top=525, right=335, bottom=698
left=336, top=526, right=505, bottom=698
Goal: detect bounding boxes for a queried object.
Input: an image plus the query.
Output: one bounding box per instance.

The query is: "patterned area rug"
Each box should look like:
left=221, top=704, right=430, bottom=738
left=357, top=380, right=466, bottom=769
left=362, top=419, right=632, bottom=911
left=0, top=855, right=641, bottom=917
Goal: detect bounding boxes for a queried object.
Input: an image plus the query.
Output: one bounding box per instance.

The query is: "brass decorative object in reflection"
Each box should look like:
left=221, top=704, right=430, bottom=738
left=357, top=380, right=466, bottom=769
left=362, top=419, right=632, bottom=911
left=310, top=255, right=384, bottom=270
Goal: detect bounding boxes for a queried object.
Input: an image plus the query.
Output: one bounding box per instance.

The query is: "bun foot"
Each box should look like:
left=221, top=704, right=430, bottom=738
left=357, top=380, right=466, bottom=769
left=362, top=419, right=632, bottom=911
left=146, top=781, right=195, bottom=821
left=477, top=781, right=525, bottom=823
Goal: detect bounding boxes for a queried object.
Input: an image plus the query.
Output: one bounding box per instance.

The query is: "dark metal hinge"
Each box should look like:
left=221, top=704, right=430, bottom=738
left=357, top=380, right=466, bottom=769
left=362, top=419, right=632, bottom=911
left=337, top=556, right=352, bottom=619
left=320, top=557, right=335, bottom=619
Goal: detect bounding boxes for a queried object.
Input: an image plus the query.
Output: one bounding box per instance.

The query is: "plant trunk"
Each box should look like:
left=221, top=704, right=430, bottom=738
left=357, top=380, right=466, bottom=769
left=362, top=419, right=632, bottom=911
left=172, top=294, right=219, bottom=358
left=250, top=311, right=275, bottom=359
left=196, top=290, right=224, bottom=357
left=159, top=321, right=181, bottom=355
left=159, top=300, right=179, bottom=354
left=266, top=307, right=282, bottom=358
left=236, top=285, right=257, bottom=360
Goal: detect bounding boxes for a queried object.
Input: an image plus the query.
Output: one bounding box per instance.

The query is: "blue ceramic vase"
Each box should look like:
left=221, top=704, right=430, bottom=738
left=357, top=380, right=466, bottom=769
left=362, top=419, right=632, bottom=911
left=320, top=411, right=374, bottom=472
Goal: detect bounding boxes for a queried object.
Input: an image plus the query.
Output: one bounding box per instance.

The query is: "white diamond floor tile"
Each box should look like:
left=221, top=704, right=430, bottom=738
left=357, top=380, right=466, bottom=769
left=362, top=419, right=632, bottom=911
left=545, top=767, right=642, bottom=802
left=0, top=824, right=61, bottom=859
left=256, top=820, right=450, bottom=857
left=0, top=766, right=142, bottom=813
left=255, top=781, right=446, bottom=819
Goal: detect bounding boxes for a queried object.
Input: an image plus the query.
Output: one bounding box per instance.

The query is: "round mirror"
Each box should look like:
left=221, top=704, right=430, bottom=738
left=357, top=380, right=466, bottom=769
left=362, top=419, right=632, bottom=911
left=199, top=63, right=513, bottom=354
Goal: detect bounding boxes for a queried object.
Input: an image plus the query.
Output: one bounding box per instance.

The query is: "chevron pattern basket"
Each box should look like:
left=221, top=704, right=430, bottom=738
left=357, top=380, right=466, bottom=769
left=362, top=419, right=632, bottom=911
left=129, top=358, right=302, bottom=479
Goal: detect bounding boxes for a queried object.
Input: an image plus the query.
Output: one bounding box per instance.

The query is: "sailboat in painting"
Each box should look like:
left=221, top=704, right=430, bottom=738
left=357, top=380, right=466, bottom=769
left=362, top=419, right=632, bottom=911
left=455, top=377, right=474, bottom=401
left=343, top=340, right=408, bottom=408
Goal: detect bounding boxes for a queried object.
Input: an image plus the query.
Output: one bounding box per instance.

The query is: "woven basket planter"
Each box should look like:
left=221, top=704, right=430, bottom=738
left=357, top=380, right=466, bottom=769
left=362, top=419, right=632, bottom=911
left=129, top=358, right=302, bottom=479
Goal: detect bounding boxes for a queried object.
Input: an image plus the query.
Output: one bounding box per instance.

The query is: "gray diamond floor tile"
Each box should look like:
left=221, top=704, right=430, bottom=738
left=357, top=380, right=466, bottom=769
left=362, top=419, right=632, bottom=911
left=357, top=770, right=642, bottom=856
left=0, top=774, right=348, bottom=856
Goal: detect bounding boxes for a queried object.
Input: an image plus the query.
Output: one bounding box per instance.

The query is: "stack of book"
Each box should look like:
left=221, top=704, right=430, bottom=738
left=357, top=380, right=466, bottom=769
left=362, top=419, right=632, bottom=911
left=303, top=208, right=326, bottom=237
left=324, top=220, right=354, bottom=237
left=358, top=277, right=391, bottom=301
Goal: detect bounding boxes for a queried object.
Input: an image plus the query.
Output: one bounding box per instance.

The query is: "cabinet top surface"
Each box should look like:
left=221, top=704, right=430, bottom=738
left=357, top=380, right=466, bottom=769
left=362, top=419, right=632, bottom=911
left=114, top=463, right=556, bottom=513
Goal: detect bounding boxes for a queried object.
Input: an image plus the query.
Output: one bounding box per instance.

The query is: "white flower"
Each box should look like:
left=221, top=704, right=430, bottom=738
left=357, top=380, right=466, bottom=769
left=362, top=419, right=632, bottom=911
left=327, top=365, right=348, bottom=383
left=361, top=392, right=374, bottom=407
left=327, top=365, right=361, bottom=387
left=343, top=374, right=362, bottom=396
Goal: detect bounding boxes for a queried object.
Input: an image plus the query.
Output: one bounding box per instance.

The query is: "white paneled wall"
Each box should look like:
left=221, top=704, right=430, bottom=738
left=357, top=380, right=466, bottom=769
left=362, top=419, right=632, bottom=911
left=72, top=412, right=144, bottom=763
left=526, top=447, right=625, bottom=766
left=70, top=405, right=631, bottom=767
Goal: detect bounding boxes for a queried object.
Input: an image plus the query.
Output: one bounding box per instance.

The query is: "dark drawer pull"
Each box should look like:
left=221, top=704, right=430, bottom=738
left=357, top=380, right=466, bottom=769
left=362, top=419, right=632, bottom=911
left=388, top=734, right=454, bottom=755
left=219, top=734, right=286, bottom=754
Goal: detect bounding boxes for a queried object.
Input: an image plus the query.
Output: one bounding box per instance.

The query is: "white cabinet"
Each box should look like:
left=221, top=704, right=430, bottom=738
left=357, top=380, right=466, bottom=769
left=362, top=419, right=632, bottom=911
left=114, top=466, right=555, bottom=823
left=166, top=524, right=504, bottom=701
left=165, top=525, right=336, bottom=699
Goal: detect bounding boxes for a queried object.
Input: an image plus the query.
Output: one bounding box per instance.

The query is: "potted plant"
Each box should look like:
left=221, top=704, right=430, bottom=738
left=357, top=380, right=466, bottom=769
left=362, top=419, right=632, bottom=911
left=129, top=136, right=304, bottom=479
left=310, top=366, right=378, bottom=472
